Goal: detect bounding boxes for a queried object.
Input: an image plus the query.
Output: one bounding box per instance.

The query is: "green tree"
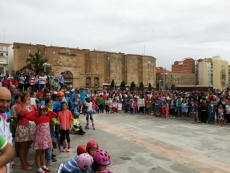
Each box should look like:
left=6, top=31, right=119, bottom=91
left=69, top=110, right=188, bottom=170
left=110, top=79, right=115, bottom=89
left=171, top=84, right=176, bottom=90
left=21, top=53, right=52, bottom=74
left=148, top=83, right=152, bottom=90
left=130, top=81, right=136, bottom=90
left=120, top=81, right=126, bottom=90
left=139, top=82, right=144, bottom=90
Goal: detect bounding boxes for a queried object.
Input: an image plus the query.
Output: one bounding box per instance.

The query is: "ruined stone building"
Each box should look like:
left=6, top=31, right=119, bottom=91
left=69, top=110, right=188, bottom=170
left=13, top=43, right=156, bottom=89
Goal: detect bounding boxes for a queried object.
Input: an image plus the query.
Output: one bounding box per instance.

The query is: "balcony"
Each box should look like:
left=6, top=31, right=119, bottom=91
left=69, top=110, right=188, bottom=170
left=0, top=58, right=8, bottom=65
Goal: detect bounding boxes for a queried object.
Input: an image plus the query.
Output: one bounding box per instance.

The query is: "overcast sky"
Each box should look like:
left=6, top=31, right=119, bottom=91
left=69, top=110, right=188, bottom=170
left=1, top=0, right=230, bottom=69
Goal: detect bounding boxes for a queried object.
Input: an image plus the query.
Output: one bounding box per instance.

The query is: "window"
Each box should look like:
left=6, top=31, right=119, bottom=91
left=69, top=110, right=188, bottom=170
left=86, top=77, right=91, bottom=88
left=0, top=47, right=3, bottom=51
left=63, top=71, right=73, bottom=88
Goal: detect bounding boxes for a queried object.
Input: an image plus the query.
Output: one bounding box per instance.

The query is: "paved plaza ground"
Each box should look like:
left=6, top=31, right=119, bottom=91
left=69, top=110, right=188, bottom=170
left=13, top=113, right=230, bottom=173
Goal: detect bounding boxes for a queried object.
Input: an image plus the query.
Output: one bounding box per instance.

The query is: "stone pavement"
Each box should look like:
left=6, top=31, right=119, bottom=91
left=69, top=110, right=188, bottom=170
left=12, top=113, right=230, bottom=173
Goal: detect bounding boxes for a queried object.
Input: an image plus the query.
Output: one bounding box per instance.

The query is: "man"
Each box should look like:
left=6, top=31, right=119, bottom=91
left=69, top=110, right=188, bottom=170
left=0, top=136, right=14, bottom=173
left=0, top=87, right=14, bottom=173
left=59, top=72, right=64, bottom=91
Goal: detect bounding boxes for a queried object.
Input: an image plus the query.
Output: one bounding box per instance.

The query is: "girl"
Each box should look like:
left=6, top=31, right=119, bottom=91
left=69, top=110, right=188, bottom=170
left=110, top=99, right=118, bottom=113
left=85, top=98, right=95, bottom=130
left=92, top=150, right=112, bottom=173
left=161, top=100, right=166, bottom=118
left=218, top=105, right=224, bottom=126
left=145, top=98, right=152, bottom=115
left=27, top=105, right=57, bottom=173
left=86, top=140, right=99, bottom=156
left=117, top=100, right=122, bottom=113
left=189, top=100, right=196, bottom=123
left=133, top=98, right=138, bottom=114
left=155, top=98, right=161, bottom=117
left=58, top=102, right=74, bottom=152
left=181, top=100, right=188, bottom=120
left=104, top=97, right=110, bottom=113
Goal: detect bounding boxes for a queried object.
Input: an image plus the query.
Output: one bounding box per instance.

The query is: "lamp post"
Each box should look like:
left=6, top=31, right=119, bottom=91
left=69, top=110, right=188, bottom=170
left=161, top=73, right=168, bottom=90
left=42, top=63, right=51, bottom=73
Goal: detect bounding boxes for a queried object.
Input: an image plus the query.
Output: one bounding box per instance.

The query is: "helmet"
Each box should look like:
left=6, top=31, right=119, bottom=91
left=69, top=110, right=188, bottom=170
left=57, top=91, right=64, bottom=97
left=77, top=145, right=87, bottom=155
left=86, top=140, right=99, bottom=150
left=77, top=153, right=93, bottom=169
left=93, top=150, right=111, bottom=166
left=98, top=170, right=113, bottom=173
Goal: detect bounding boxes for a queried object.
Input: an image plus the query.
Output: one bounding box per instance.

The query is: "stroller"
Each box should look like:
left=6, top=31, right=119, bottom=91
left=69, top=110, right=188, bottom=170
left=70, top=111, right=86, bottom=135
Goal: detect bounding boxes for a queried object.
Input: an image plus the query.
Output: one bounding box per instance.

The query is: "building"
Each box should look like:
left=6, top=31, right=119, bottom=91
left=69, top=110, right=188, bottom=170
left=197, top=58, right=213, bottom=86
left=156, top=67, right=170, bottom=73
left=171, top=57, right=195, bottom=74
left=156, top=72, right=196, bottom=90
left=0, top=43, right=13, bottom=74
left=13, top=43, right=156, bottom=89
left=229, top=65, right=230, bottom=88
left=213, top=57, right=229, bottom=90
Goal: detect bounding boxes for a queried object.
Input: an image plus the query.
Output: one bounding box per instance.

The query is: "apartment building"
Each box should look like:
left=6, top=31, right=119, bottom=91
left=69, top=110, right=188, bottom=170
left=197, top=58, right=213, bottom=86
left=0, top=43, right=13, bottom=74
left=172, top=57, right=195, bottom=74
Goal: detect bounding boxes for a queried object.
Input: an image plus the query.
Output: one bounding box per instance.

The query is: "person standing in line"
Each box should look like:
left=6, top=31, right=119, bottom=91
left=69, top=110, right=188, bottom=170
left=59, top=72, right=64, bottom=91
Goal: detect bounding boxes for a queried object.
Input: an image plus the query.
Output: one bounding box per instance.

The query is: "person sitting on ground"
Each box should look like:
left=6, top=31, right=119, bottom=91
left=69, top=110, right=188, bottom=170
left=71, top=114, right=86, bottom=135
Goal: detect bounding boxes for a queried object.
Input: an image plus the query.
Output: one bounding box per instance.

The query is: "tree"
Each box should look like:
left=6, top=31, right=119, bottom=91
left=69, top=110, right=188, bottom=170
left=139, top=82, right=144, bottom=90
left=21, top=53, right=52, bottom=74
left=148, top=83, right=152, bottom=90
left=171, top=84, right=176, bottom=90
left=130, top=81, right=136, bottom=90
left=110, top=79, right=115, bottom=89
left=120, top=81, right=126, bottom=90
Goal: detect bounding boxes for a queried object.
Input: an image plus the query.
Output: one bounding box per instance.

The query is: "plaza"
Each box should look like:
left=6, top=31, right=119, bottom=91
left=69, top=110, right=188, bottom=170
left=13, top=113, right=230, bottom=173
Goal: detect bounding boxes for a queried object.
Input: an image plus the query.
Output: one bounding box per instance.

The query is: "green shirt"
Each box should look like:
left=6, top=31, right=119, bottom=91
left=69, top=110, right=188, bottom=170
left=0, top=136, right=7, bottom=150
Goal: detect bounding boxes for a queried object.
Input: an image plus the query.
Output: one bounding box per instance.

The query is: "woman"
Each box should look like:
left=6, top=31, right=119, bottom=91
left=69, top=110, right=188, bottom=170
left=15, top=91, right=36, bottom=170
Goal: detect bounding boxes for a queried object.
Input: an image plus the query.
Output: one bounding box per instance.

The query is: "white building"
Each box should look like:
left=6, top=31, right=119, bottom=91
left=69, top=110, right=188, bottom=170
left=197, top=58, right=213, bottom=86
left=0, top=43, right=13, bottom=74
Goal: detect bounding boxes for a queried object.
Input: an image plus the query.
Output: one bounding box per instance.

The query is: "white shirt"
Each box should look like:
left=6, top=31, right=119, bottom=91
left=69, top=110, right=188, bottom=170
left=85, top=102, right=93, bottom=112
left=117, top=103, right=122, bottom=111
left=38, top=75, right=47, bottom=84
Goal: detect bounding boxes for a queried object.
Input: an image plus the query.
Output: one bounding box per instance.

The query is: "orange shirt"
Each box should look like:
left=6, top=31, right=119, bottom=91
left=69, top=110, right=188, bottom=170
left=58, top=109, right=73, bottom=130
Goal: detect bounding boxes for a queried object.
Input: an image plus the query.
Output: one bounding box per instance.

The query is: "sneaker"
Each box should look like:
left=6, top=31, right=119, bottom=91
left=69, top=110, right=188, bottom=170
left=52, top=154, right=56, bottom=158
left=42, top=167, right=51, bottom=172
left=62, top=147, right=67, bottom=152
left=46, top=160, right=52, bottom=166
left=67, top=147, right=71, bottom=152
left=52, top=158, right=57, bottom=162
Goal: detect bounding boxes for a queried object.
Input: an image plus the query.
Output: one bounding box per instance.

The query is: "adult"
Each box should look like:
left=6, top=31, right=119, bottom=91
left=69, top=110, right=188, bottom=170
left=0, top=87, right=14, bottom=173
left=0, top=136, right=14, bottom=173
left=15, top=91, right=36, bottom=170
left=59, top=72, right=64, bottom=91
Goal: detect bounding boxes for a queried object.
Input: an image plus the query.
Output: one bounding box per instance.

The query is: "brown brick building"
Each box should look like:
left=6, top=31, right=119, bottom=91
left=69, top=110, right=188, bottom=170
left=172, top=57, right=195, bottom=74
left=13, top=43, right=156, bottom=89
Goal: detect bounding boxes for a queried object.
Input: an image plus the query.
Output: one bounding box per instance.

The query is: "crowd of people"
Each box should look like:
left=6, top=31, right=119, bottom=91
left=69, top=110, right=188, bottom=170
left=0, top=69, right=230, bottom=173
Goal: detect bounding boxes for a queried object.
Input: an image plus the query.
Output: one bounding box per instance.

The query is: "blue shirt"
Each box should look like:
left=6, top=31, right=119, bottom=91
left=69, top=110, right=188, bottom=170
left=80, top=91, right=87, bottom=102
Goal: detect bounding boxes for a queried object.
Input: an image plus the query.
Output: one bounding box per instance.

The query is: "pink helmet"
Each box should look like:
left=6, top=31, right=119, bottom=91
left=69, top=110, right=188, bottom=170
left=93, top=150, right=111, bottom=166
left=98, top=170, right=113, bottom=173
left=77, top=153, right=93, bottom=169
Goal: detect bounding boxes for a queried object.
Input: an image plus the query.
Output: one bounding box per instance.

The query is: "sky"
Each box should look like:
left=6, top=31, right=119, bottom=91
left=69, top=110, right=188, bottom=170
left=1, top=0, right=230, bottom=70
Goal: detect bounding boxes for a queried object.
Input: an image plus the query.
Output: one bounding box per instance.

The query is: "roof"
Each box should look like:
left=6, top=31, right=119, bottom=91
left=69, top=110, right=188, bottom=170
left=0, top=43, right=12, bottom=47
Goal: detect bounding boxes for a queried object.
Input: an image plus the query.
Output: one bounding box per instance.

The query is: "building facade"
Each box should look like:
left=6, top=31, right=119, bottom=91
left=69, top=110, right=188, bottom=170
left=0, top=43, right=13, bottom=74
left=197, top=58, right=213, bottom=86
left=171, top=57, right=195, bottom=74
left=156, top=72, right=196, bottom=90
left=213, top=58, right=229, bottom=90
left=13, top=43, right=156, bottom=89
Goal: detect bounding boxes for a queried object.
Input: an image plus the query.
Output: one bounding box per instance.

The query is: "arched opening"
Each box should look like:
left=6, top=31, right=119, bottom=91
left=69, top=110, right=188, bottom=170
left=86, top=77, right=91, bottom=88
left=94, top=77, right=99, bottom=88
left=63, top=71, right=73, bottom=89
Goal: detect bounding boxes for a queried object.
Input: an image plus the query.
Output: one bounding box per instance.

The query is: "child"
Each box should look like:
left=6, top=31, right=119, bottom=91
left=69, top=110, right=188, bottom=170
left=58, top=102, right=74, bottom=152
left=85, top=98, right=95, bottom=130
left=155, top=98, right=161, bottom=117
left=117, top=100, right=122, bottom=113
left=104, top=97, right=110, bottom=113
left=27, top=105, right=57, bottom=173
left=207, top=100, right=214, bottom=124
left=145, top=98, right=152, bottom=115
left=71, top=114, right=86, bottom=135
left=161, top=100, right=166, bottom=118
left=181, top=100, right=188, bottom=120
left=92, top=101, right=99, bottom=114
left=218, top=105, right=224, bottom=126
left=92, top=150, right=112, bottom=173
left=86, top=140, right=99, bottom=156
left=133, top=98, right=138, bottom=114
left=58, top=145, right=87, bottom=173
left=189, top=101, right=196, bottom=123
left=110, top=99, right=118, bottom=113
left=58, top=153, right=93, bottom=173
